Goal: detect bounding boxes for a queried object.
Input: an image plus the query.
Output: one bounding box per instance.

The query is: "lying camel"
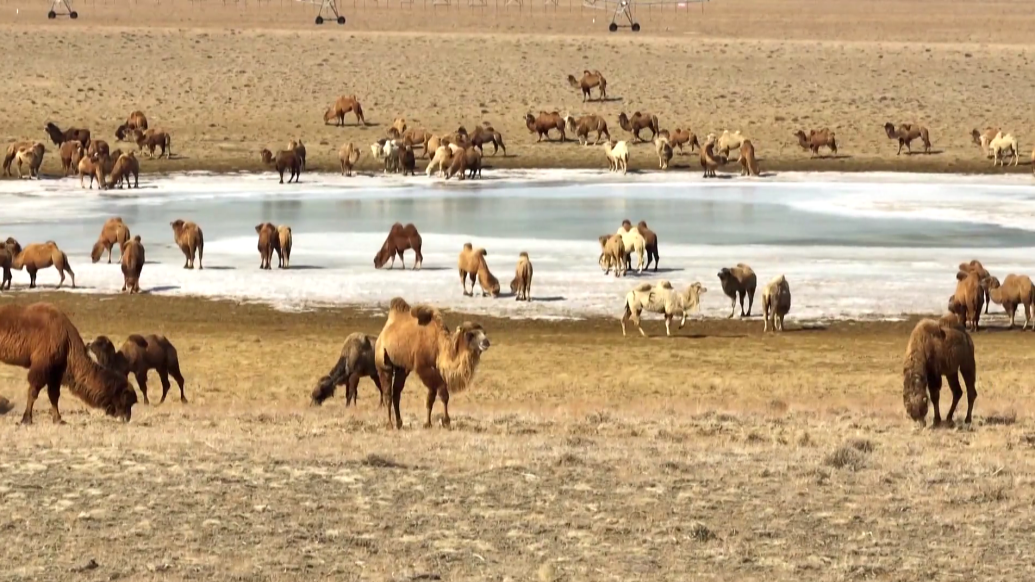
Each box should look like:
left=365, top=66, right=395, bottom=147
left=884, top=122, right=931, bottom=155
left=564, top=114, right=610, bottom=146
left=88, top=334, right=187, bottom=405
left=739, top=140, right=760, bottom=176
left=338, top=142, right=361, bottom=176
left=374, top=222, right=423, bottom=270
left=617, top=112, right=659, bottom=143
left=277, top=225, right=292, bottom=269
left=510, top=252, right=533, bottom=301
left=255, top=222, right=281, bottom=270
left=115, top=110, right=148, bottom=141
left=567, top=70, right=607, bottom=102
left=260, top=148, right=302, bottom=184
left=324, top=95, right=365, bottom=126
left=794, top=128, right=838, bottom=158
left=525, top=111, right=566, bottom=142
left=170, top=219, right=204, bottom=269
left=120, top=235, right=145, bottom=294
left=310, top=332, right=382, bottom=407
left=5, top=239, right=75, bottom=289
left=902, top=315, right=976, bottom=426
left=91, top=216, right=132, bottom=264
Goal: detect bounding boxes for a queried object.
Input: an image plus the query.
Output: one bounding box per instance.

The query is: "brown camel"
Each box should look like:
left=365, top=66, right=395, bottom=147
left=310, top=332, right=383, bottom=407
left=132, top=128, right=172, bottom=159
left=884, top=122, right=931, bottom=155
left=3, top=141, right=33, bottom=176
left=5, top=239, right=75, bottom=289
left=739, top=140, right=760, bottom=176
left=88, top=334, right=187, bottom=405
left=324, top=95, right=365, bottom=126
left=374, top=297, right=491, bottom=429
left=374, top=222, right=423, bottom=270
left=260, top=148, right=302, bottom=184
left=106, top=151, right=140, bottom=189
left=0, top=242, right=13, bottom=290
left=115, top=110, right=149, bottom=141
left=338, top=142, right=361, bottom=176
left=170, top=219, right=204, bottom=269
left=794, top=128, right=838, bottom=157
left=902, top=315, right=977, bottom=426
left=524, top=111, right=567, bottom=142
left=718, top=263, right=757, bottom=318
left=700, top=139, right=720, bottom=178
left=565, top=114, right=611, bottom=146
left=92, top=217, right=132, bottom=264
left=255, top=222, right=281, bottom=270
left=59, top=140, right=84, bottom=176
left=618, top=112, right=660, bottom=142
left=1, top=302, right=137, bottom=424
left=567, top=70, right=608, bottom=102
left=119, top=235, right=145, bottom=294
left=44, top=122, right=90, bottom=148
left=445, top=145, right=483, bottom=180
left=465, top=125, right=506, bottom=156
left=659, top=128, right=699, bottom=153
left=510, top=252, right=533, bottom=301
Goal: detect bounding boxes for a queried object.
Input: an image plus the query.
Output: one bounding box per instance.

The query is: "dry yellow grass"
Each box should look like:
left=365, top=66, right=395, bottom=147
left=1, top=0, right=1034, bottom=177
left=1, top=292, right=1034, bottom=579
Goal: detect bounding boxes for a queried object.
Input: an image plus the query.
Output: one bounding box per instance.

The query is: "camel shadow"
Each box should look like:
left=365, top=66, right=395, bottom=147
left=531, top=295, right=565, bottom=302
left=200, top=266, right=235, bottom=271
left=808, top=154, right=852, bottom=160
left=283, top=265, right=325, bottom=270
left=781, top=324, right=828, bottom=333
left=145, top=285, right=181, bottom=294
left=595, top=97, right=623, bottom=103
left=903, top=150, right=943, bottom=156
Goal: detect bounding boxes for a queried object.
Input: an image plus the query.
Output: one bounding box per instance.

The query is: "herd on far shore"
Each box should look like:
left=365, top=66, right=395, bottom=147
left=2, top=70, right=1035, bottom=184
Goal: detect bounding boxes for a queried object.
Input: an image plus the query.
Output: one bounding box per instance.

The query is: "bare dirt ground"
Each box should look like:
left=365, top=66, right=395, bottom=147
left=1, top=292, right=1035, bottom=580
left=1, top=0, right=1035, bottom=177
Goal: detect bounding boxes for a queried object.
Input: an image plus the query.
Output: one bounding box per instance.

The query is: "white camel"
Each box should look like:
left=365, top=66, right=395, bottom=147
left=614, top=224, right=646, bottom=274
left=603, top=139, right=629, bottom=174
left=621, top=280, right=708, bottom=337
left=990, top=131, right=1019, bottom=167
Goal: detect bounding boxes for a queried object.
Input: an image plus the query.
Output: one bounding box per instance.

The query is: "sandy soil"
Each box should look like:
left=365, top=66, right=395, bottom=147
left=2, top=0, right=1035, bottom=177
left=1, top=292, right=1035, bottom=580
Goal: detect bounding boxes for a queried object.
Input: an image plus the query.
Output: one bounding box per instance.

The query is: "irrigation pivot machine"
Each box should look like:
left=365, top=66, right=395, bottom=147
left=310, top=0, right=348, bottom=24
left=47, top=0, right=79, bottom=19
left=582, top=0, right=710, bottom=32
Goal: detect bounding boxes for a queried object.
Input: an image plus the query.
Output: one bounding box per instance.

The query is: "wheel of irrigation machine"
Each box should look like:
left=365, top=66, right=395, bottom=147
left=631, top=22, right=640, bottom=32
left=608, top=22, right=618, bottom=32
left=48, top=10, right=57, bottom=18
left=315, top=15, right=324, bottom=24
left=70, top=11, right=78, bottom=18
left=337, top=15, right=346, bottom=24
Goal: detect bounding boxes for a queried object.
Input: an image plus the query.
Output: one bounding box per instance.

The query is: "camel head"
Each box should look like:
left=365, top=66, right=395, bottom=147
left=902, top=368, right=930, bottom=424
left=617, top=112, right=630, bottom=130
left=567, top=74, right=578, bottom=87
left=115, top=123, right=130, bottom=141
left=323, top=108, right=336, bottom=123
left=4, top=238, right=21, bottom=256
left=523, top=113, right=535, bottom=130
left=310, top=375, right=336, bottom=406
left=454, top=322, right=490, bottom=355
left=683, top=282, right=707, bottom=313
left=970, top=129, right=982, bottom=145
left=637, top=220, right=648, bottom=230
left=373, top=245, right=392, bottom=269
left=621, top=219, right=632, bottom=231
left=259, top=149, right=274, bottom=165
left=717, top=267, right=732, bottom=281
left=883, top=122, right=897, bottom=138
left=984, top=276, right=1001, bottom=290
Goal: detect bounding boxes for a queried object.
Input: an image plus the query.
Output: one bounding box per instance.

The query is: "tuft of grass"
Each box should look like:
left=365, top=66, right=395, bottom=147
left=688, top=521, right=716, bottom=542
left=824, top=444, right=868, bottom=471
left=361, top=454, right=407, bottom=469
left=984, top=410, right=1018, bottom=426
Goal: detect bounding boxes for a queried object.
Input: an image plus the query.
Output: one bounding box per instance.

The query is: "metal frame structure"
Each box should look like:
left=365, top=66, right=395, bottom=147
left=48, top=0, right=79, bottom=19
left=314, top=0, right=347, bottom=24
left=608, top=0, right=637, bottom=31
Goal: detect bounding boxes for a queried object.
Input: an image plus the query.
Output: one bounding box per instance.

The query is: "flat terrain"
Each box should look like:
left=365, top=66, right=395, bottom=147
left=2, top=292, right=1035, bottom=580
left=1, top=0, right=1035, bottom=176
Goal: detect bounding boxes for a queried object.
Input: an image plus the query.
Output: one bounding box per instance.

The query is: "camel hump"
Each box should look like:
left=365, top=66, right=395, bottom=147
left=410, top=304, right=439, bottom=326
left=126, top=334, right=149, bottom=348
left=132, top=235, right=141, bottom=243
left=478, top=248, right=487, bottom=257
left=519, top=251, right=529, bottom=259
left=956, top=270, right=969, bottom=281
left=736, top=263, right=751, bottom=269
left=388, top=297, right=411, bottom=314
left=657, top=280, right=673, bottom=289
left=634, top=282, right=653, bottom=292
left=462, top=242, right=473, bottom=251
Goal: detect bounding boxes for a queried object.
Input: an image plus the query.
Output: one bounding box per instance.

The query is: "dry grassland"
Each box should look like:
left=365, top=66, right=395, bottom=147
left=1, top=292, right=1035, bottom=580
left=1, top=0, right=1035, bottom=177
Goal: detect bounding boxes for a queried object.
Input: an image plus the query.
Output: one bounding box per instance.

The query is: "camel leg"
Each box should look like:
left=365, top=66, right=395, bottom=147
left=727, top=295, right=736, bottom=319
left=1007, top=304, right=1017, bottom=329
left=46, top=373, right=65, bottom=425
left=390, top=369, right=406, bottom=430
left=927, top=372, right=943, bottom=426
left=377, top=369, right=394, bottom=424
left=944, top=373, right=965, bottom=424
left=345, top=374, right=360, bottom=407
left=107, top=246, right=113, bottom=264
left=459, top=269, right=470, bottom=296
left=439, top=387, right=450, bottom=428
left=746, top=291, right=755, bottom=317
left=169, top=362, right=187, bottom=403
left=21, top=367, right=48, bottom=425
left=158, top=369, right=172, bottom=404
left=369, top=373, right=385, bottom=408
left=135, top=371, right=151, bottom=405
left=961, top=365, right=977, bottom=424
left=27, top=267, right=37, bottom=289
left=423, top=385, right=437, bottom=429
left=665, top=316, right=672, bottom=337
left=679, top=311, right=687, bottom=330
left=1024, top=302, right=1032, bottom=331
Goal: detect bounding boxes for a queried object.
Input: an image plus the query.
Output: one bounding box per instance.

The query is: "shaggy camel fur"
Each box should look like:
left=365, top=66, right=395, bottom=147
left=525, top=111, right=567, bottom=142
left=618, top=112, right=659, bottom=143
left=739, top=140, right=760, bottom=176
left=700, top=139, right=720, bottom=178
left=884, top=122, right=931, bottom=155
left=106, top=151, right=140, bottom=189
left=255, top=222, right=281, bottom=270
left=89, top=334, right=187, bottom=405
left=445, top=145, right=482, bottom=180
left=458, top=243, right=498, bottom=296
left=338, top=142, right=361, bottom=176
left=3, top=141, right=32, bottom=176
left=115, top=110, right=148, bottom=141
left=989, top=131, right=1019, bottom=166
left=949, top=269, right=985, bottom=331
left=44, top=122, right=90, bottom=148
left=260, top=148, right=302, bottom=184
left=374, top=222, right=423, bottom=270
left=324, top=95, right=365, bottom=126
left=510, top=252, right=533, bottom=301
left=603, top=139, right=629, bottom=174
left=762, top=274, right=791, bottom=332
left=0, top=302, right=136, bottom=424
left=277, top=225, right=292, bottom=269
left=658, top=128, right=699, bottom=153
left=598, top=234, right=627, bottom=278
left=5, top=239, right=75, bottom=289
left=971, top=127, right=999, bottom=156
left=985, top=274, right=1035, bottom=330
left=902, top=315, right=977, bottom=426
left=567, top=70, right=608, bottom=102
left=614, top=224, right=646, bottom=274
left=87, top=139, right=110, bottom=159
left=132, top=128, right=172, bottom=159
left=14, top=145, right=43, bottom=179
left=794, top=128, right=838, bottom=158
left=564, top=114, right=610, bottom=146
left=959, top=259, right=992, bottom=314
left=717, top=130, right=746, bottom=161
left=396, top=144, right=417, bottom=176
left=311, top=332, right=382, bottom=407
left=621, top=280, right=707, bottom=337
left=373, top=297, right=491, bottom=429
left=170, top=220, right=204, bottom=269
left=654, top=136, right=673, bottom=170
left=120, top=235, right=144, bottom=294
left=93, top=219, right=131, bottom=264
left=718, top=263, right=757, bottom=318
left=288, top=139, right=307, bottom=171
left=59, top=140, right=83, bottom=176
left=0, top=243, right=13, bottom=291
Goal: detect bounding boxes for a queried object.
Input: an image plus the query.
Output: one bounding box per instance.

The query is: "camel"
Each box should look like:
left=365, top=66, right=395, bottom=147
left=120, top=235, right=144, bottom=294
left=717, top=263, right=757, bottom=318
left=425, top=144, right=454, bottom=177
left=396, top=144, right=416, bottom=176
left=598, top=234, right=627, bottom=278
left=106, top=151, right=140, bottom=189
left=524, top=111, right=566, bottom=142
left=458, top=243, right=494, bottom=296
left=949, top=269, right=984, bottom=331
left=621, top=280, right=707, bottom=337
left=510, top=252, right=533, bottom=301
left=476, top=259, right=500, bottom=298
left=700, top=138, right=720, bottom=178
left=989, top=131, right=1019, bottom=167
left=389, top=117, right=407, bottom=137
left=311, top=333, right=382, bottom=407
left=635, top=220, right=659, bottom=272
left=44, top=122, right=90, bottom=148
left=567, top=70, right=607, bottom=102
left=761, top=274, right=791, bottom=332
left=170, top=220, right=204, bottom=269
left=654, top=136, right=673, bottom=170
left=739, top=140, right=760, bottom=176
left=617, top=112, right=659, bottom=143
left=717, top=130, right=745, bottom=161
left=794, top=128, right=838, bottom=158
left=115, top=110, right=148, bottom=141
left=260, top=148, right=302, bottom=184
left=77, top=151, right=106, bottom=189
left=465, top=125, right=506, bottom=156
left=971, top=127, right=999, bottom=157
left=132, top=128, right=172, bottom=159
left=614, top=223, right=646, bottom=274
left=1, top=302, right=137, bottom=424
left=902, top=315, right=976, bottom=426
left=0, top=242, right=13, bottom=291
left=5, top=239, right=75, bottom=289
left=324, top=95, right=365, bottom=126
left=959, top=259, right=992, bottom=314
left=255, top=222, right=281, bottom=270
left=276, top=225, right=292, bottom=269
left=377, top=139, right=399, bottom=173
left=563, top=114, right=610, bottom=146
left=984, top=274, right=1035, bottom=330
left=13, top=146, right=42, bottom=179
left=445, top=145, right=482, bottom=181
left=658, top=128, right=699, bottom=153
left=288, top=139, right=307, bottom=171
left=373, top=297, right=491, bottom=429
left=88, top=335, right=187, bottom=405
left=884, top=122, right=931, bottom=155
left=87, top=139, right=110, bottom=159
left=3, top=141, right=32, bottom=176
left=59, top=140, right=84, bottom=176
left=603, top=139, right=629, bottom=174
left=374, top=222, right=423, bottom=270
left=338, top=142, right=361, bottom=176
left=1032, top=146, right=1035, bottom=176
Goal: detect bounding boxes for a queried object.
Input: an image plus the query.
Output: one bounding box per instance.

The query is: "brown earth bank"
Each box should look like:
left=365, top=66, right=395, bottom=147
left=1, top=292, right=1035, bottom=580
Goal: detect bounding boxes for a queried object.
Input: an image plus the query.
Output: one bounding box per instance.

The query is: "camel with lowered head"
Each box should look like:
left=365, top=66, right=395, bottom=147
left=338, top=142, right=361, bottom=176
left=971, top=127, right=999, bottom=157
left=603, top=139, right=629, bottom=174
left=567, top=70, right=607, bottom=102
left=106, top=151, right=140, bottom=189
left=5, top=239, right=75, bottom=289
left=3, top=141, right=32, bottom=176
left=525, top=111, right=566, bottom=142
left=654, top=136, right=673, bottom=170
left=984, top=274, right=1035, bottom=330
left=762, top=274, right=791, bottom=332
left=88, top=334, right=187, bottom=405
left=120, top=235, right=144, bottom=294
left=598, top=234, right=626, bottom=278
left=310, top=332, right=382, bottom=407
left=884, top=122, right=931, bottom=155
left=87, top=139, right=110, bottom=159
left=621, top=280, right=707, bottom=337
left=510, top=252, right=533, bottom=301
left=458, top=243, right=498, bottom=296
left=717, top=130, right=745, bottom=161
left=564, top=113, right=610, bottom=146
left=794, top=128, right=838, bottom=158
left=374, top=297, right=491, bottom=429
left=115, top=110, right=148, bottom=141
left=260, top=148, right=302, bottom=184
left=324, top=95, right=365, bottom=126
left=255, top=222, right=281, bottom=270
left=92, top=217, right=132, bottom=264
left=133, top=128, right=172, bottom=159
left=989, top=131, right=1019, bottom=167
left=902, top=315, right=976, bottom=426
left=13, top=145, right=44, bottom=179
left=658, top=128, right=699, bottom=153
left=739, top=140, right=760, bottom=176
left=374, top=222, right=423, bottom=270
left=618, top=112, right=659, bottom=142
left=170, top=219, right=204, bottom=269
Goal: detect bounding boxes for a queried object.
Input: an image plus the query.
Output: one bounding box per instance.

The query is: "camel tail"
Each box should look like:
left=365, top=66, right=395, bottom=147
left=651, top=115, right=659, bottom=133
left=921, top=127, right=931, bottom=148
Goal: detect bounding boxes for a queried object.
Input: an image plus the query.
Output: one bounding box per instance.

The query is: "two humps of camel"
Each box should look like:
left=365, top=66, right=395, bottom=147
left=510, top=252, right=533, bottom=301
left=374, top=222, right=423, bottom=270
left=91, top=217, right=131, bottom=264
left=255, top=223, right=293, bottom=269
left=3, top=238, right=75, bottom=289
left=170, top=220, right=204, bottom=269
left=566, top=70, right=607, bottom=102
left=902, top=315, right=976, bottom=427
left=87, top=334, right=188, bottom=405
left=794, top=128, right=838, bottom=158
left=458, top=243, right=499, bottom=297
left=324, top=95, right=366, bottom=127
left=374, top=297, right=490, bottom=429
left=621, top=280, right=707, bottom=337
left=884, top=122, right=931, bottom=155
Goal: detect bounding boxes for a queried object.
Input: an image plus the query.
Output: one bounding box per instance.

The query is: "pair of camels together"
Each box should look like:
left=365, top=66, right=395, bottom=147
left=310, top=298, right=490, bottom=430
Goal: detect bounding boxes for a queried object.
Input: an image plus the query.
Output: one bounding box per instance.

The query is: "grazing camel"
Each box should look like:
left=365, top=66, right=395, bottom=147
left=373, top=297, right=491, bottom=429
left=338, top=142, right=361, bottom=176
left=120, top=235, right=145, bottom=294
left=971, top=127, right=999, bottom=157
left=603, top=139, right=629, bottom=174
left=621, top=280, right=707, bottom=337
left=617, top=112, right=659, bottom=142
left=260, top=148, right=302, bottom=184
left=984, top=274, right=1035, bottom=330
left=311, top=333, right=382, bottom=407
left=902, top=315, right=977, bottom=426
left=761, top=274, right=791, bottom=332
left=115, top=110, right=148, bottom=141
left=884, top=122, right=931, bottom=155
left=654, top=136, right=673, bottom=170
left=1, top=302, right=137, bottom=424
left=13, top=145, right=43, bottom=179
left=170, top=220, right=204, bottom=269
left=374, top=222, right=423, bottom=270
left=989, top=131, right=1019, bottom=167
left=658, top=128, right=699, bottom=153
left=717, top=264, right=757, bottom=318
left=132, top=129, right=172, bottom=159
left=92, top=217, right=132, bottom=264
left=458, top=243, right=496, bottom=296
left=106, top=152, right=140, bottom=189
left=445, top=145, right=483, bottom=181
left=510, top=252, right=533, bottom=301
left=739, top=140, right=760, bottom=176
left=324, top=95, right=366, bottom=126
left=88, top=335, right=188, bottom=405
left=524, top=111, right=566, bottom=142
left=3, top=141, right=32, bottom=176
left=598, top=234, right=627, bottom=278
left=567, top=70, right=607, bottom=102
left=564, top=114, right=610, bottom=146
left=4, top=239, right=75, bottom=289
left=793, top=129, right=838, bottom=158
left=43, top=122, right=90, bottom=148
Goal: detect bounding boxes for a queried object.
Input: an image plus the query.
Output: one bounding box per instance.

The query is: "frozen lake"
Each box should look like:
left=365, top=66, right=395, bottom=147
left=2, top=169, right=1034, bottom=321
